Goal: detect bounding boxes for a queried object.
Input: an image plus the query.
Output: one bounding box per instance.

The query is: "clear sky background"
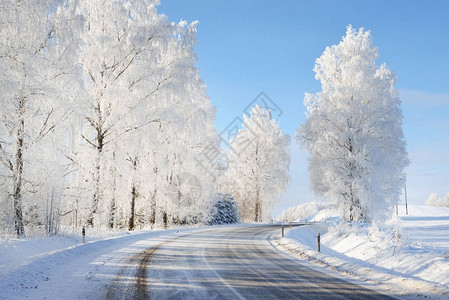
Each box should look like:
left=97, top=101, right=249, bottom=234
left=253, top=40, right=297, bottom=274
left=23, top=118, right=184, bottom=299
left=158, top=0, right=449, bottom=216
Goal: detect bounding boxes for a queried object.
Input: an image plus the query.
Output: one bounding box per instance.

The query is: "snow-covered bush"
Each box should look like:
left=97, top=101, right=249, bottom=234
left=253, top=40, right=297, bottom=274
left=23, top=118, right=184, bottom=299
left=209, top=194, right=240, bottom=225
left=426, top=193, right=449, bottom=207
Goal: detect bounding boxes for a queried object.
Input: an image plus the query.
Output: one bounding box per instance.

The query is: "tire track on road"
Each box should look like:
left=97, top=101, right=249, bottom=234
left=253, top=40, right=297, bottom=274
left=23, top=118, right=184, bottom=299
left=107, top=229, right=214, bottom=300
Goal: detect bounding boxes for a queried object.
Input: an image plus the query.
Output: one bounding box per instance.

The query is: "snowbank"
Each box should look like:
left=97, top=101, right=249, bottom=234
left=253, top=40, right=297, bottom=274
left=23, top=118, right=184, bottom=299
left=275, top=201, right=338, bottom=222
left=0, top=225, right=177, bottom=276
left=272, top=205, right=449, bottom=299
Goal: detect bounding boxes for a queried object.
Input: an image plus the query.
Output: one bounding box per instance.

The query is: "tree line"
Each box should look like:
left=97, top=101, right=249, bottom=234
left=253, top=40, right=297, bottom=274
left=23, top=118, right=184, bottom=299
left=0, top=0, right=292, bottom=237
left=1, top=1, right=409, bottom=238
left=0, top=0, right=221, bottom=236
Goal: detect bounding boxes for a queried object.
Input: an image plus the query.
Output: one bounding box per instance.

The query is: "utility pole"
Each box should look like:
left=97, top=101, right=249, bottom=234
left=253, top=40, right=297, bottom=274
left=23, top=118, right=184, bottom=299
left=405, top=183, right=408, bottom=215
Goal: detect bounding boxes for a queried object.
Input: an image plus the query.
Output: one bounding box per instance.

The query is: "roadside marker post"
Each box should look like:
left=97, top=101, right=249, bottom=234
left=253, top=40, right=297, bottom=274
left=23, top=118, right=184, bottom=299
left=82, top=226, right=85, bottom=244
left=317, top=232, right=320, bottom=252
left=282, top=226, right=284, bottom=237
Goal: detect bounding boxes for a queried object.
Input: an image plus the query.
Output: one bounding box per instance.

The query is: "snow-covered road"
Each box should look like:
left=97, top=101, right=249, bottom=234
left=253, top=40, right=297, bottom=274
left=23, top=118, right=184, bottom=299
left=108, top=225, right=397, bottom=299
left=1, top=225, right=398, bottom=299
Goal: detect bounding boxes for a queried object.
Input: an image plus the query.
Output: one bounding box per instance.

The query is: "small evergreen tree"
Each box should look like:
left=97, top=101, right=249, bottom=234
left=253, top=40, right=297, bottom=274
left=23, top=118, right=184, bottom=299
left=209, top=194, right=239, bottom=225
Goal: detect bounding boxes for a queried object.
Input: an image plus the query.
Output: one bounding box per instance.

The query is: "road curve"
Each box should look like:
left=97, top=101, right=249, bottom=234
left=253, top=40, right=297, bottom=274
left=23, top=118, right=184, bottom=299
left=108, top=225, right=397, bottom=300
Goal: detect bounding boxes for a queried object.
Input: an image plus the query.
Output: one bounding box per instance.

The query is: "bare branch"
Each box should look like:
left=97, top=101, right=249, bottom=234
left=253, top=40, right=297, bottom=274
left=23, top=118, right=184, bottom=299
left=0, top=141, right=13, bottom=171
left=80, top=133, right=97, bottom=149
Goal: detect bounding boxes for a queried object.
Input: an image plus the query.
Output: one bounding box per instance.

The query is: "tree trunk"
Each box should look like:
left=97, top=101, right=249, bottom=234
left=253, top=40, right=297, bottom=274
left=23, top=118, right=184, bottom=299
left=349, top=187, right=364, bottom=222
left=254, top=200, right=260, bottom=222
left=253, top=142, right=262, bottom=223
left=163, top=211, right=168, bottom=229
left=149, top=190, right=156, bottom=225
left=87, top=100, right=105, bottom=227
left=108, top=150, right=117, bottom=229
left=150, top=149, right=158, bottom=226
left=129, top=185, right=136, bottom=231
left=109, top=196, right=116, bottom=229
left=13, top=98, right=26, bottom=237
left=254, top=185, right=261, bottom=222
left=46, top=190, right=54, bottom=235
left=254, top=190, right=262, bottom=223
left=128, top=157, right=138, bottom=231
left=87, top=152, right=101, bottom=227
left=345, top=138, right=364, bottom=222
left=13, top=160, right=25, bottom=237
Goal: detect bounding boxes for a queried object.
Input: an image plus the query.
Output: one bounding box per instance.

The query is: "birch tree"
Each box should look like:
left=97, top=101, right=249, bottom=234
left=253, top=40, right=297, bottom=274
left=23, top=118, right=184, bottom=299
left=141, top=20, right=218, bottom=227
left=297, top=26, right=409, bottom=222
left=222, top=105, right=290, bottom=222
left=0, top=0, right=219, bottom=233
left=71, top=0, right=171, bottom=227
left=0, top=0, right=77, bottom=236
left=65, top=0, right=218, bottom=229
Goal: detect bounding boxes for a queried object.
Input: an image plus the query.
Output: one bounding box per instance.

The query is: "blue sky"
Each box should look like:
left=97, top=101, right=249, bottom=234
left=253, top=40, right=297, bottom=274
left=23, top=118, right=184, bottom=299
left=158, top=0, right=449, bottom=216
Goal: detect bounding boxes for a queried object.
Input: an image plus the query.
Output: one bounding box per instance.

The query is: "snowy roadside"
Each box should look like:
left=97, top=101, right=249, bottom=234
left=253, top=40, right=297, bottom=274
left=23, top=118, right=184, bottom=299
left=270, top=205, right=449, bottom=299
left=0, top=225, right=211, bottom=299
left=0, top=227, right=146, bottom=276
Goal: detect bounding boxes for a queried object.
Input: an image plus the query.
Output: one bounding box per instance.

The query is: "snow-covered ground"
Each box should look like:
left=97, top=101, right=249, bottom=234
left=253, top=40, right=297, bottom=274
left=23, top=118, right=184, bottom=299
left=0, top=226, right=209, bottom=299
left=273, top=205, right=449, bottom=299
left=2, top=205, right=448, bottom=299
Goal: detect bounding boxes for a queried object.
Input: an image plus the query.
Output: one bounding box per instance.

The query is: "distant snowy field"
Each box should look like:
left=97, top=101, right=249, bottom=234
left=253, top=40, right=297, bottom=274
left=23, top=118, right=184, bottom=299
left=273, top=205, right=449, bottom=299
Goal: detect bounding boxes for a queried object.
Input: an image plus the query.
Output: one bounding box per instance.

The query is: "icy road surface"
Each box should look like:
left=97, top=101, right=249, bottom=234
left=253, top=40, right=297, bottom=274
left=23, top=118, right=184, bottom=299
left=0, top=225, right=398, bottom=299
left=109, top=225, right=395, bottom=299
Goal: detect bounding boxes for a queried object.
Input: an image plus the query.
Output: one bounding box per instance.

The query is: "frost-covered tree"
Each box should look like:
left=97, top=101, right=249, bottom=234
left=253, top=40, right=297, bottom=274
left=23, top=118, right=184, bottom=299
left=443, top=193, right=449, bottom=207
left=0, top=0, right=78, bottom=236
left=61, top=0, right=218, bottom=229
left=297, top=26, right=409, bottom=222
left=144, top=20, right=218, bottom=227
left=0, top=0, right=218, bottom=234
left=426, top=193, right=449, bottom=207
left=69, top=0, right=173, bottom=227
left=221, top=105, right=290, bottom=222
